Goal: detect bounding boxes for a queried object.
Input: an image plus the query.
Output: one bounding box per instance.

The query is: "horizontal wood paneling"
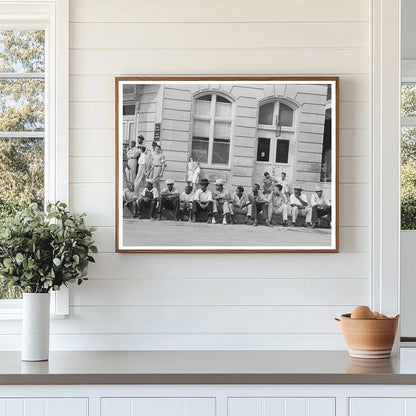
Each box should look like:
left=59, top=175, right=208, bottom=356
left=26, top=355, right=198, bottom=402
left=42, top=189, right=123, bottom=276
left=71, top=278, right=368, bottom=306
left=70, top=22, right=368, bottom=50
left=0, top=333, right=347, bottom=351
left=70, top=0, right=369, bottom=23
left=86, top=253, right=369, bottom=279
left=57, top=306, right=354, bottom=334
left=59, top=0, right=373, bottom=351
left=70, top=49, right=368, bottom=75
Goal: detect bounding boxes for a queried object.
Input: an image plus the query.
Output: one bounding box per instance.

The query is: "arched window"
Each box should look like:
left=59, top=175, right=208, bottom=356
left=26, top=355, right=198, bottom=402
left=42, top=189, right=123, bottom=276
left=258, top=101, right=294, bottom=128
left=191, top=93, right=233, bottom=165
left=257, top=101, right=295, bottom=164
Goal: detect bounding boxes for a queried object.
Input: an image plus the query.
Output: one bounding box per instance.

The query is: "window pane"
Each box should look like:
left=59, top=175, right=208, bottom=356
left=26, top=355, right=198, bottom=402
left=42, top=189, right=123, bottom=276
left=279, top=103, right=293, bottom=127
left=258, top=102, right=274, bottom=125
left=215, top=100, right=232, bottom=119
left=257, top=137, right=270, bottom=162
left=401, top=126, right=416, bottom=230
left=194, top=99, right=211, bottom=117
left=191, top=137, right=209, bottom=163
left=0, top=78, right=44, bottom=132
left=0, top=139, right=44, bottom=273
left=123, top=104, right=135, bottom=116
left=0, top=30, right=45, bottom=73
left=214, top=121, right=231, bottom=139
left=216, top=95, right=231, bottom=104
left=402, top=84, right=416, bottom=117
left=193, top=119, right=210, bottom=137
left=212, top=140, right=230, bottom=164
left=275, top=139, right=289, bottom=163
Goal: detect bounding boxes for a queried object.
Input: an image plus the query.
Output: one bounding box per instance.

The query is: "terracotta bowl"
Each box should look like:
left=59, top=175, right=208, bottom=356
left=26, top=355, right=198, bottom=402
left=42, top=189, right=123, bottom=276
left=337, top=313, right=399, bottom=359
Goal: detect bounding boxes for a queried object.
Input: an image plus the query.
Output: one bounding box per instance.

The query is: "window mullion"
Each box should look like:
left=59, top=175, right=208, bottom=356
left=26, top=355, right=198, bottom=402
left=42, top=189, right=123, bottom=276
left=208, top=94, right=216, bottom=165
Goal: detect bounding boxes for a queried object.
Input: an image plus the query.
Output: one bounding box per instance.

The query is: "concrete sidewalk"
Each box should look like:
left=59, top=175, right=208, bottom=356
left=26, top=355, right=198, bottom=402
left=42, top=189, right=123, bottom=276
left=123, top=218, right=332, bottom=248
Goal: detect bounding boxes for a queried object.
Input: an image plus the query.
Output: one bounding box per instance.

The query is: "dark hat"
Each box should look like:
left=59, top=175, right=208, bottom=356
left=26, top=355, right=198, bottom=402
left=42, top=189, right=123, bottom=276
left=151, top=141, right=158, bottom=147
left=199, top=178, right=209, bottom=185
left=137, top=134, right=144, bottom=139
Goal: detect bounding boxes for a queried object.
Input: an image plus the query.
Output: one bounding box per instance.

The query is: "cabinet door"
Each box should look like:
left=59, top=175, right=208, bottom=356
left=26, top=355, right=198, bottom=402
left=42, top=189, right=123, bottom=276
left=0, top=398, right=88, bottom=416
left=101, top=398, right=215, bottom=416
left=350, top=398, right=416, bottom=416
left=228, top=398, right=335, bottom=416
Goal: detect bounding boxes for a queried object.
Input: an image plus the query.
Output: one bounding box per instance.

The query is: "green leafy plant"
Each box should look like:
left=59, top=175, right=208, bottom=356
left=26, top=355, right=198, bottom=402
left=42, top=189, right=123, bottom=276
left=0, top=202, right=97, bottom=293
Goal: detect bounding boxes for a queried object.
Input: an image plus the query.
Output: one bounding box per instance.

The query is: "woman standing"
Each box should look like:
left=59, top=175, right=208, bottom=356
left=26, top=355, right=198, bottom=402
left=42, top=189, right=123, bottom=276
left=125, top=141, right=140, bottom=183
left=148, top=144, right=166, bottom=193
left=134, top=146, right=147, bottom=193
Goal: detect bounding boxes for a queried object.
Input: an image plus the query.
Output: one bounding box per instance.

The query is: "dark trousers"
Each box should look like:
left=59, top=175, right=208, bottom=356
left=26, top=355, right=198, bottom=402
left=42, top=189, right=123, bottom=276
left=312, top=205, right=332, bottom=223
left=137, top=198, right=157, bottom=218
left=248, top=195, right=268, bottom=220
left=192, top=200, right=213, bottom=217
left=158, top=196, right=179, bottom=219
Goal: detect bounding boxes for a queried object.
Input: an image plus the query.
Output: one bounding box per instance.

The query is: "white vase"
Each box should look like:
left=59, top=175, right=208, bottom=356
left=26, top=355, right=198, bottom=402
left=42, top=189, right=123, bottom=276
left=22, top=292, right=50, bottom=361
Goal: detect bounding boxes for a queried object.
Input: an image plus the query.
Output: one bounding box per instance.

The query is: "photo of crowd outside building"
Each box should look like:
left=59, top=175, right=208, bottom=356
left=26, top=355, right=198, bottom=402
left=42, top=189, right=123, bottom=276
left=116, top=78, right=338, bottom=252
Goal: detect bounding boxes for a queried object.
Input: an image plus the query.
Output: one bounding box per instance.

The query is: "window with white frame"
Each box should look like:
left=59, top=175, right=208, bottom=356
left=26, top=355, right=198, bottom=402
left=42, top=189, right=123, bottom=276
left=191, top=93, right=233, bottom=166
left=0, top=1, right=69, bottom=313
left=257, top=101, right=295, bottom=164
left=401, top=80, right=416, bottom=230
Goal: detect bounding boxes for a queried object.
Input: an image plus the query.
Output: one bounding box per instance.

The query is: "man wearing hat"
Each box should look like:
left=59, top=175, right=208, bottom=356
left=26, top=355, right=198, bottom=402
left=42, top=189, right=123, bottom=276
left=135, top=178, right=158, bottom=220
left=192, top=178, right=214, bottom=223
left=137, top=134, right=145, bottom=145
left=289, top=184, right=312, bottom=227
left=310, top=184, right=331, bottom=228
left=267, top=184, right=288, bottom=227
left=212, top=178, right=232, bottom=225
left=157, top=179, right=180, bottom=221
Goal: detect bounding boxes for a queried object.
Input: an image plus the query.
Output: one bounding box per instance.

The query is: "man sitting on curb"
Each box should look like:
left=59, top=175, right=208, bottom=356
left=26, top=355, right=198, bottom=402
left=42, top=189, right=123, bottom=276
left=310, top=184, right=332, bottom=228
left=192, top=178, right=214, bottom=223
left=179, top=185, right=194, bottom=222
left=157, top=179, right=180, bottom=221
left=212, top=178, right=232, bottom=225
left=289, top=184, right=312, bottom=227
left=248, top=183, right=272, bottom=227
left=135, top=178, right=158, bottom=220
left=267, top=184, right=288, bottom=227
left=230, top=186, right=251, bottom=224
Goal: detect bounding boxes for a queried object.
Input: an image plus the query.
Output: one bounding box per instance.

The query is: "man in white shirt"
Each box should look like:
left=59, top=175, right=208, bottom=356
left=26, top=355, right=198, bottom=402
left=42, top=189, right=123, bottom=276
left=267, top=184, right=288, bottom=227
left=135, top=178, right=158, bottom=219
left=212, top=178, right=232, bottom=225
left=157, top=179, right=180, bottom=221
left=289, top=184, right=312, bottom=227
left=230, top=186, right=251, bottom=224
left=278, top=171, right=291, bottom=199
left=248, top=183, right=272, bottom=227
left=179, top=185, right=194, bottom=222
left=310, top=184, right=331, bottom=228
left=192, top=178, right=214, bottom=223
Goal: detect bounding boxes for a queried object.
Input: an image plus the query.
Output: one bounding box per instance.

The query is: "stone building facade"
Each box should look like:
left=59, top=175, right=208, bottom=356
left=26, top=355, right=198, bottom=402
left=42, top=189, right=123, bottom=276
left=122, top=82, right=333, bottom=199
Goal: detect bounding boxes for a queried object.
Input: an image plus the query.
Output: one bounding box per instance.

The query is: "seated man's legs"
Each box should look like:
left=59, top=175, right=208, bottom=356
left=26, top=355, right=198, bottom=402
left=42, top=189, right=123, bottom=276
left=137, top=198, right=157, bottom=219
left=293, top=206, right=312, bottom=226
left=312, top=205, right=332, bottom=225
left=269, top=205, right=288, bottom=225
left=179, top=201, right=193, bottom=221
left=192, top=200, right=213, bottom=223
left=157, top=196, right=179, bottom=220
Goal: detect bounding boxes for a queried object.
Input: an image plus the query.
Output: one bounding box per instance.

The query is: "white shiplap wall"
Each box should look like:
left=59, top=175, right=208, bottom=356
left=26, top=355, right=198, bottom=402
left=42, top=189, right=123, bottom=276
left=53, top=0, right=371, bottom=350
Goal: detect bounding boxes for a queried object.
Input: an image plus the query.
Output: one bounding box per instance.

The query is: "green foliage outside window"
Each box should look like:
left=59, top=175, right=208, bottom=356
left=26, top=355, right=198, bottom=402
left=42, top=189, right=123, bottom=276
left=0, top=30, right=45, bottom=298
left=401, top=85, right=416, bottom=230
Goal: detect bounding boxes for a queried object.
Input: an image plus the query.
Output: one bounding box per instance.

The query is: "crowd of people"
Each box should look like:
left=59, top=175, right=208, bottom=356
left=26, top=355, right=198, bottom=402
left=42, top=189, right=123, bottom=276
left=122, top=138, right=332, bottom=228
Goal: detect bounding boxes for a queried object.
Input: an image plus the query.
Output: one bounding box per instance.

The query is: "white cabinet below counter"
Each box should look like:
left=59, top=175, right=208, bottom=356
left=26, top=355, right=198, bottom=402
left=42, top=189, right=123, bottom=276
left=101, top=398, right=215, bottom=416
left=350, top=398, right=416, bottom=416
left=0, top=398, right=88, bottom=416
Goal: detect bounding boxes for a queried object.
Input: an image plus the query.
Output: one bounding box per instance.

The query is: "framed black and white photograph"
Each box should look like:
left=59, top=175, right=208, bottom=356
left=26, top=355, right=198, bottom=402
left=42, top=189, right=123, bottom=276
left=116, top=77, right=338, bottom=252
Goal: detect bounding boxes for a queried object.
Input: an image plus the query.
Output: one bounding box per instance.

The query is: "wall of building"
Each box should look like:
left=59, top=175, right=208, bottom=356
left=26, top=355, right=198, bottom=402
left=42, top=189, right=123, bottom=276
left=46, top=0, right=370, bottom=350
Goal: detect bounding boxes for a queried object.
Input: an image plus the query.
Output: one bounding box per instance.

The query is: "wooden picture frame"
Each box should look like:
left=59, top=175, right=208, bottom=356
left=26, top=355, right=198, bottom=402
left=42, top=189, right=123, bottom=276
left=115, top=77, right=339, bottom=253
